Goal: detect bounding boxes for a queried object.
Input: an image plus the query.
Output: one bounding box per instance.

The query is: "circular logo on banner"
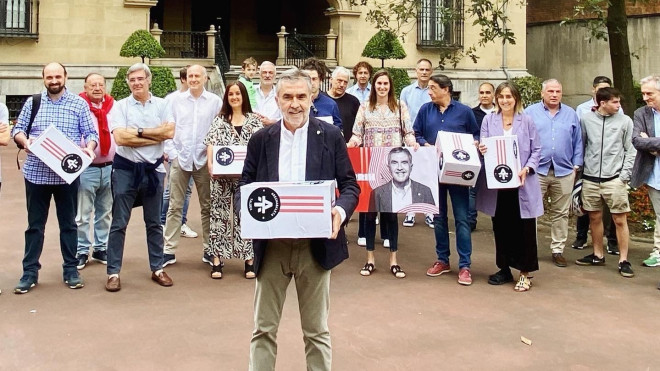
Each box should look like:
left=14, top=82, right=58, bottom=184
left=216, top=147, right=235, bottom=166
left=462, top=171, right=475, bottom=181
left=438, top=153, right=444, bottom=171
left=452, top=149, right=470, bottom=162
left=61, top=154, right=83, bottom=174
left=494, top=165, right=513, bottom=183
left=247, top=187, right=281, bottom=222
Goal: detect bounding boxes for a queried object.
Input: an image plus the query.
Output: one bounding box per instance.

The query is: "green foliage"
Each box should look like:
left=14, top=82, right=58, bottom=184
left=110, top=66, right=176, bottom=100
left=633, top=81, right=645, bottom=108
left=119, top=29, right=165, bottom=63
left=511, top=75, right=542, bottom=108
left=386, top=67, right=410, bottom=99
left=629, top=185, right=656, bottom=231
left=362, top=29, right=407, bottom=68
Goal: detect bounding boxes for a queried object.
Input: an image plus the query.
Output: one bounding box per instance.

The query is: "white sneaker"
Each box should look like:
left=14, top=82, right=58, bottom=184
left=375, top=215, right=379, bottom=225
left=180, top=224, right=198, bottom=238
left=383, top=239, right=390, bottom=248
left=425, top=214, right=434, bottom=228
left=357, top=237, right=367, bottom=246
left=402, top=215, right=415, bottom=227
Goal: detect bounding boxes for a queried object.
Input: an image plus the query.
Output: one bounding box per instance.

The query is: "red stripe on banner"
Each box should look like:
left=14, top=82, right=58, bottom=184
left=44, top=138, right=67, bottom=158
left=280, top=209, right=324, bottom=213
left=497, top=139, right=506, bottom=165
left=281, top=202, right=324, bottom=206
left=280, top=196, right=324, bottom=200
left=452, top=134, right=463, bottom=150
left=42, top=141, right=64, bottom=160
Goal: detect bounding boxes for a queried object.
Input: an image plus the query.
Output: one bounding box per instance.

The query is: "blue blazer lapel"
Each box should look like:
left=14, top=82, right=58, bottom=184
left=266, top=122, right=281, bottom=181
left=305, top=118, right=325, bottom=181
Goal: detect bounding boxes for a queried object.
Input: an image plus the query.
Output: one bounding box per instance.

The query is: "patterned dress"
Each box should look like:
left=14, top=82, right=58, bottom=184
left=203, top=113, right=263, bottom=260
left=350, top=101, right=416, bottom=147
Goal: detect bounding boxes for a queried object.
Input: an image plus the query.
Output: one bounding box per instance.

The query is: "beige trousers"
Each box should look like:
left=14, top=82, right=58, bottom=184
left=539, top=169, right=575, bottom=254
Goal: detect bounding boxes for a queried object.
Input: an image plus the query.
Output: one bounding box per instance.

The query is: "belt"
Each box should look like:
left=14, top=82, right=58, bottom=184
left=582, top=174, right=619, bottom=183
left=89, top=161, right=113, bottom=168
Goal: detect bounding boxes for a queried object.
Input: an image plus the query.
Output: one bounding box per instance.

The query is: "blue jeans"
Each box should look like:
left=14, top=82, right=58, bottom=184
left=76, top=165, right=112, bottom=255
left=107, top=168, right=165, bottom=274
left=434, top=184, right=472, bottom=269
left=22, top=179, right=80, bottom=281
left=161, top=162, right=193, bottom=225
left=468, top=186, right=477, bottom=227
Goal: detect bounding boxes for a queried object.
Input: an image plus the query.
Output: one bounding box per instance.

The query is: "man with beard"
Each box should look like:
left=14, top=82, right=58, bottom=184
left=254, top=61, right=281, bottom=126
left=12, top=62, right=98, bottom=294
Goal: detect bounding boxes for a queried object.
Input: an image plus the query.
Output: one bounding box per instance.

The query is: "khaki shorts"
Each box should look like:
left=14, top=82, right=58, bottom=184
left=581, top=178, right=630, bottom=213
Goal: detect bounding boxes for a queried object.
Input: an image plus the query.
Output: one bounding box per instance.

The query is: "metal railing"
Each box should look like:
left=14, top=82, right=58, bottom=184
left=0, top=0, right=39, bottom=38
left=215, top=29, right=230, bottom=84
left=160, top=30, right=208, bottom=58
left=284, top=29, right=331, bottom=91
left=417, top=0, right=463, bottom=48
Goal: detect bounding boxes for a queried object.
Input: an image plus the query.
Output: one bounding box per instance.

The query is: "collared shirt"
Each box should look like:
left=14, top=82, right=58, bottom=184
left=255, top=85, right=282, bottom=122
left=278, top=119, right=347, bottom=222
left=346, top=83, right=371, bottom=104
left=12, top=89, right=98, bottom=185
left=279, top=120, right=309, bottom=182
left=576, top=98, right=623, bottom=120
left=169, top=89, right=222, bottom=171
left=413, top=100, right=479, bottom=145
left=647, top=109, right=660, bottom=190
left=524, top=101, right=583, bottom=177
left=391, top=180, right=412, bottom=212
left=109, top=93, right=173, bottom=173
left=311, top=92, right=342, bottom=129
left=400, top=81, right=430, bottom=124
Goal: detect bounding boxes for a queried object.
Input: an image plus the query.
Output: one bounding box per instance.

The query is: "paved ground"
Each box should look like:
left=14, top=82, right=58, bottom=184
left=0, top=145, right=658, bottom=371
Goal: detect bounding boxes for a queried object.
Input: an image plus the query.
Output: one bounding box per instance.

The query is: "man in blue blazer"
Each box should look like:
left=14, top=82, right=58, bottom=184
left=238, top=68, right=359, bottom=371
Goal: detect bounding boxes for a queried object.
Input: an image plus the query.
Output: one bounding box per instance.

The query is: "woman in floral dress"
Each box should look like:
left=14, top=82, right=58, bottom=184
left=347, top=69, right=419, bottom=279
left=204, top=81, right=263, bottom=279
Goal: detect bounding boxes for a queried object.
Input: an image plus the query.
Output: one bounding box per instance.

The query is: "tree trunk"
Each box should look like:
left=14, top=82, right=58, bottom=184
left=606, top=0, right=635, bottom=116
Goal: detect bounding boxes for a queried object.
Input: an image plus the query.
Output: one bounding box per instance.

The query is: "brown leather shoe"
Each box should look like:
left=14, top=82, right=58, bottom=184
left=552, top=253, right=568, bottom=267
left=151, top=271, right=173, bottom=287
left=106, top=276, right=121, bottom=292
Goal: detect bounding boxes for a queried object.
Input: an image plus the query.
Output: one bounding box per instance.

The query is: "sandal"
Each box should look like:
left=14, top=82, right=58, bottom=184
left=360, top=262, right=375, bottom=276
left=390, top=265, right=406, bottom=279
left=211, top=262, right=223, bottom=279
left=514, top=275, right=531, bottom=292
left=244, top=262, right=256, bottom=279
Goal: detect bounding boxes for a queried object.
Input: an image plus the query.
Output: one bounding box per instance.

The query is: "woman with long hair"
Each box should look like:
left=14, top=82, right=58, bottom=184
left=476, top=81, right=543, bottom=291
left=204, top=81, right=263, bottom=279
left=347, top=69, right=419, bottom=278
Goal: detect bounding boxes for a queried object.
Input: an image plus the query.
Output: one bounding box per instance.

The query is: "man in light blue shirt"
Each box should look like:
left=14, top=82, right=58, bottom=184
left=524, top=79, right=583, bottom=268
left=346, top=61, right=373, bottom=104
left=400, top=58, right=433, bottom=228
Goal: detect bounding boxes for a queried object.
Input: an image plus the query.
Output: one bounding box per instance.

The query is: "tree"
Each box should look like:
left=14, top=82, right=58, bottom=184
left=362, top=29, right=407, bottom=68
left=354, top=0, right=656, bottom=116
left=119, top=29, right=165, bottom=63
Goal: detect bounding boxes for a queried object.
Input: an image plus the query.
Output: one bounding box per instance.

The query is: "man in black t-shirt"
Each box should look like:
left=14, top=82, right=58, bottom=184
left=327, top=66, right=360, bottom=141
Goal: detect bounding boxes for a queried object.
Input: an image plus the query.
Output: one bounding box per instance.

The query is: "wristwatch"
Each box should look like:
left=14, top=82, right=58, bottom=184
left=137, top=128, right=144, bottom=138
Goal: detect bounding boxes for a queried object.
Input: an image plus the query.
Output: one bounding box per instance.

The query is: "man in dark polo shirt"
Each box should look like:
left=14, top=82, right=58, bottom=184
left=326, top=66, right=360, bottom=141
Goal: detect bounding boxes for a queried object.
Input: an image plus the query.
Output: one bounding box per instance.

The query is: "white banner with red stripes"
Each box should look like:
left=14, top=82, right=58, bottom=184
left=29, top=125, right=91, bottom=184
left=482, top=135, right=522, bottom=189
left=213, top=145, right=247, bottom=175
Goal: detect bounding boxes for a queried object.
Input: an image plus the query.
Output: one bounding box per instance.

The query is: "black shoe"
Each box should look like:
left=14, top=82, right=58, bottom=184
left=571, top=237, right=588, bottom=250
left=76, top=254, right=89, bottom=270
left=91, top=250, right=107, bottom=264
left=163, top=253, right=176, bottom=267
left=14, top=276, right=38, bottom=294
left=575, top=253, right=605, bottom=266
left=470, top=222, right=477, bottom=232
left=618, top=261, right=634, bottom=277
left=487, top=269, right=514, bottom=285
left=607, top=243, right=620, bottom=256
left=64, top=272, right=85, bottom=289
left=202, top=252, right=213, bottom=266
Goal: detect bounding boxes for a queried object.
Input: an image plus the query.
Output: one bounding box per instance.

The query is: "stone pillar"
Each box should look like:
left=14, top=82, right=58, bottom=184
left=276, top=26, right=289, bottom=66
left=206, top=25, right=217, bottom=59
left=325, top=28, right=338, bottom=67
left=150, top=23, right=163, bottom=45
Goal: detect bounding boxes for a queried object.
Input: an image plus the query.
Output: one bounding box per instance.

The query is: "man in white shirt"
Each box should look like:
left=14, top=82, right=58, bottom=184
left=254, top=61, right=281, bottom=125
left=162, top=64, right=222, bottom=267
left=239, top=68, right=359, bottom=371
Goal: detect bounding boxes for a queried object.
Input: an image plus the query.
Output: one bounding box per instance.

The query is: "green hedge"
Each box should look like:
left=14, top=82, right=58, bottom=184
left=110, top=66, right=176, bottom=100
left=386, top=67, right=410, bottom=99
left=511, top=75, right=542, bottom=108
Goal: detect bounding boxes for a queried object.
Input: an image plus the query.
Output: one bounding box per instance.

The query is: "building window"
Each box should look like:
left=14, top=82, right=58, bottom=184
left=0, top=0, right=38, bottom=38
left=6, top=95, right=29, bottom=122
left=417, top=0, right=462, bottom=48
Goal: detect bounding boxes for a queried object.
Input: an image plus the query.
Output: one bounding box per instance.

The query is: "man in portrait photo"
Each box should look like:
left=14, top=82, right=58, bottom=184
left=371, top=147, right=435, bottom=213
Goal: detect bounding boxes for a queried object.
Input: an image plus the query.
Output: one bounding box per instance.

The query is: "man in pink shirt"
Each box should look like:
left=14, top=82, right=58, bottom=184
left=75, top=73, right=116, bottom=269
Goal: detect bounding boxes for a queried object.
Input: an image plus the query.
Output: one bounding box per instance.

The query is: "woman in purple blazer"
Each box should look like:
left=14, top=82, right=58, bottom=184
left=476, top=81, right=543, bottom=292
